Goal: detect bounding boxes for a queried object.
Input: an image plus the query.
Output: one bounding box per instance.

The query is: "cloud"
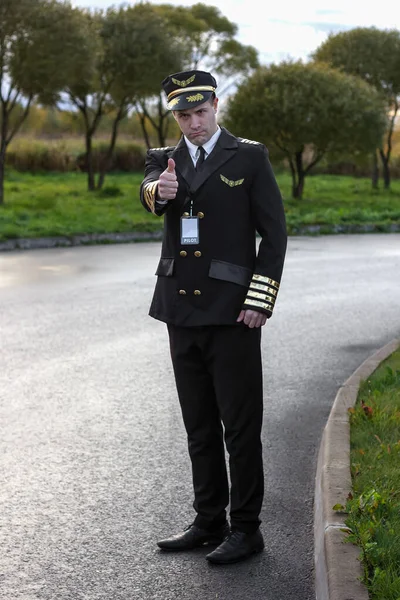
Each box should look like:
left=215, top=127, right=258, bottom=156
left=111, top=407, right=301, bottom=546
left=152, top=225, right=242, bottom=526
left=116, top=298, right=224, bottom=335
left=237, top=20, right=327, bottom=63
left=304, top=22, right=353, bottom=34
left=72, top=0, right=400, bottom=65
left=315, top=9, right=344, bottom=16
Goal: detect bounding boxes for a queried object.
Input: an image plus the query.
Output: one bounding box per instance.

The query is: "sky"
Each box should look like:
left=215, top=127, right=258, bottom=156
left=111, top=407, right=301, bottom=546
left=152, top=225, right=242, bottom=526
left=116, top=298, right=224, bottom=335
left=73, top=0, right=400, bottom=65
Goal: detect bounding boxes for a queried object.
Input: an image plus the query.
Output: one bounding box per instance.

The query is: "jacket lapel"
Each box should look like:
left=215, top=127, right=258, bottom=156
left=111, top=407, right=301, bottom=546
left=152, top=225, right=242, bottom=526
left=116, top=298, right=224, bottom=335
left=169, top=137, right=195, bottom=188
left=167, top=127, right=239, bottom=195
left=190, top=128, right=238, bottom=194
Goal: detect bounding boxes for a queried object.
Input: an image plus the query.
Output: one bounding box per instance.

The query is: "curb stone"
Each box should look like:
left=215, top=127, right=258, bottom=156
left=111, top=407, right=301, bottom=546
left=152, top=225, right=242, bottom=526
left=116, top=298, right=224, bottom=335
left=314, top=338, right=400, bottom=600
left=0, top=231, right=163, bottom=251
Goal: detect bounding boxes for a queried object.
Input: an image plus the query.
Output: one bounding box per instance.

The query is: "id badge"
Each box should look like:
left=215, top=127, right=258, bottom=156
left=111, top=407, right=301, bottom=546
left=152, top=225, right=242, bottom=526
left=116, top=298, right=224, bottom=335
left=181, top=216, right=199, bottom=245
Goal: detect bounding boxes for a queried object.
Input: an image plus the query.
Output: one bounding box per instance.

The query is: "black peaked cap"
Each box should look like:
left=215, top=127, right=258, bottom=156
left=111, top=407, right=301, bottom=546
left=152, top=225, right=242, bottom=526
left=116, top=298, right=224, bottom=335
left=162, top=70, right=217, bottom=110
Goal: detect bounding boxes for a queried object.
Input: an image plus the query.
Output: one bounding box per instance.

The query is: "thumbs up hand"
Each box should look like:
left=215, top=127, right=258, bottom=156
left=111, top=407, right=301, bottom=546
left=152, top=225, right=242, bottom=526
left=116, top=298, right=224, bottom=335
left=167, top=158, right=176, bottom=174
left=158, top=158, right=178, bottom=200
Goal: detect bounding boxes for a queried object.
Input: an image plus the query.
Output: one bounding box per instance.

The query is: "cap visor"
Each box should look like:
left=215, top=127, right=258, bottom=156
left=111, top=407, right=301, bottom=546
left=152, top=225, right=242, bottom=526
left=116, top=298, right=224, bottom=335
left=167, top=91, right=213, bottom=111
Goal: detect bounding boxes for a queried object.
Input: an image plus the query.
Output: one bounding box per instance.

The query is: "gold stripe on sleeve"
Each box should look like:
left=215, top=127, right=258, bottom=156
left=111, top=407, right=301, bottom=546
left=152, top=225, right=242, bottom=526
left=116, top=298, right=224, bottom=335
left=252, top=274, right=280, bottom=289
left=249, top=282, right=278, bottom=296
left=143, top=181, right=158, bottom=214
left=247, top=290, right=276, bottom=305
left=244, top=299, right=274, bottom=311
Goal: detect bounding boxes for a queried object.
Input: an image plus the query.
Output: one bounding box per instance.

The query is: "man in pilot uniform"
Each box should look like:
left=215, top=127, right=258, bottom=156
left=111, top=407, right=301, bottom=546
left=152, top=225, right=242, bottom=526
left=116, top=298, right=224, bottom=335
left=140, top=70, right=287, bottom=564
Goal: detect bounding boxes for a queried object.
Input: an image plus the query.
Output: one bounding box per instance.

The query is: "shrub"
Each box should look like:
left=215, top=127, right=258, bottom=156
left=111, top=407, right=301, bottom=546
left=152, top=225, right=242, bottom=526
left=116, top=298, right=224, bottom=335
left=6, top=138, right=147, bottom=173
left=312, top=154, right=400, bottom=179
left=7, top=140, right=76, bottom=172
left=76, top=142, right=146, bottom=173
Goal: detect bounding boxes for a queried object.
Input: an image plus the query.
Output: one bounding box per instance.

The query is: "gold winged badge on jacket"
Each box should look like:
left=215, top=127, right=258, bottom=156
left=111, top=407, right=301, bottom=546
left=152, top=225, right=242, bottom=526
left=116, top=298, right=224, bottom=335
left=220, top=174, right=244, bottom=187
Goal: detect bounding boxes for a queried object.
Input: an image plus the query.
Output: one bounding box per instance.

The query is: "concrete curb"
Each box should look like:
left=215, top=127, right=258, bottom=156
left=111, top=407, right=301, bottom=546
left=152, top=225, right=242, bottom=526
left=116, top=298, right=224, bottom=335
left=314, top=338, right=400, bottom=600
left=0, top=231, right=163, bottom=251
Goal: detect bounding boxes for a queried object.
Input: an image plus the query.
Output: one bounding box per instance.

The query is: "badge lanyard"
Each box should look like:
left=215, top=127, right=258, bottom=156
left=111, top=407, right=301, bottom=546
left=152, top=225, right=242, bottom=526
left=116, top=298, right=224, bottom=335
left=180, top=196, right=199, bottom=245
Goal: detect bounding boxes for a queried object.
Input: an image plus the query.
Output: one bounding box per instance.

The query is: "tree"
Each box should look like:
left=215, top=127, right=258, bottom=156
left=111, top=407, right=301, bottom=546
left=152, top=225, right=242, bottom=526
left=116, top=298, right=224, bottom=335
left=312, top=27, right=400, bottom=189
left=64, top=4, right=180, bottom=191
left=63, top=9, right=109, bottom=192
left=137, top=3, right=259, bottom=148
left=96, top=3, right=180, bottom=189
left=0, top=0, right=85, bottom=204
left=225, top=61, right=387, bottom=199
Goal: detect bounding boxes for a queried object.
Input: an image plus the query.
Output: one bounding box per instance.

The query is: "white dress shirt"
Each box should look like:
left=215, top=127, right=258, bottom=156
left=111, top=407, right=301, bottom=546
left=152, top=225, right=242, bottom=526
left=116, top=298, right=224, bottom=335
left=184, top=126, right=222, bottom=166
left=157, top=127, right=222, bottom=204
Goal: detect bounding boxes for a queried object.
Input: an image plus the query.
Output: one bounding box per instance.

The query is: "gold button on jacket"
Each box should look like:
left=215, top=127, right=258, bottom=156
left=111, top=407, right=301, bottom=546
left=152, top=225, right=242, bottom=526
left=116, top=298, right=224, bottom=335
left=197, top=212, right=204, bottom=219
left=194, top=290, right=201, bottom=295
left=179, top=289, right=187, bottom=295
left=180, top=251, right=187, bottom=257
left=194, top=251, right=202, bottom=257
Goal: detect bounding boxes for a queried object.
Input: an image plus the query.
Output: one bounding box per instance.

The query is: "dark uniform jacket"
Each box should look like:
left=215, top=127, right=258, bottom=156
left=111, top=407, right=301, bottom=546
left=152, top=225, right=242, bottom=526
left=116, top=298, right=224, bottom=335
left=140, top=127, right=287, bottom=327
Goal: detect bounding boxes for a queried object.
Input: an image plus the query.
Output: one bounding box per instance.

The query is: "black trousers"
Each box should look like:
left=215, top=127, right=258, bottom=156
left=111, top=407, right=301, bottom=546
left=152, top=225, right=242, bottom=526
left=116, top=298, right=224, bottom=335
left=167, top=323, right=264, bottom=534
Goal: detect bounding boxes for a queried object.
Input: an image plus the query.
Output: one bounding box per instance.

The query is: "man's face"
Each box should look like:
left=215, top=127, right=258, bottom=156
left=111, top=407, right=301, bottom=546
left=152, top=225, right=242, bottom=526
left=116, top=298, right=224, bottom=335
left=173, top=97, right=219, bottom=146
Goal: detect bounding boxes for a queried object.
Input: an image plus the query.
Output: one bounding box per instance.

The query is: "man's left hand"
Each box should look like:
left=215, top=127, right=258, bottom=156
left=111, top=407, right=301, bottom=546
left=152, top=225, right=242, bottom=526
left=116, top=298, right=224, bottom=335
left=236, top=309, right=267, bottom=328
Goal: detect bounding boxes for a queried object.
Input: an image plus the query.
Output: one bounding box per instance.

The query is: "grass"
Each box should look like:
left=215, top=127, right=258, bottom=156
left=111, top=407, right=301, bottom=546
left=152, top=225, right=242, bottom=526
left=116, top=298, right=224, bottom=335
left=0, top=171, right=160, bottom=240
left=281, top=174, right=400, bottom=233
left=0, top=170, right=400, bottom=241
left=343, top=348, right=400, bottom=600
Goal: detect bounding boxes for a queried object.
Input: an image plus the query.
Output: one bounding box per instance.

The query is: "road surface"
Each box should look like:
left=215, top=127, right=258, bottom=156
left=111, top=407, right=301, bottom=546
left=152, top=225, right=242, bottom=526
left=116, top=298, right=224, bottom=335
left=1, top=234, right=399, bottom=600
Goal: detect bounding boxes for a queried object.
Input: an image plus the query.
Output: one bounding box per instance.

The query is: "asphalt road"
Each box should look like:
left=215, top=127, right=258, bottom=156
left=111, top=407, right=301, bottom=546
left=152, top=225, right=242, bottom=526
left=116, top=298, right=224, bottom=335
left=1, top=234, right=399, bottom=600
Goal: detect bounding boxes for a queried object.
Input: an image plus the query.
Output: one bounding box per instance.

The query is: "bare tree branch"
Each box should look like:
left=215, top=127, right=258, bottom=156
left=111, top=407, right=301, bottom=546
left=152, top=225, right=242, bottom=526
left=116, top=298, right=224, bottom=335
left=97, top=97, right=128, bottom=189
left=304, top=149, right=326, bottom=175
left=0, top=42, right=6, bottom=102
left=139, top=99, right=159, bottom=132
left=8, top=89, right=21, bottom=114
left=5, top=83, right=17, bottom=104
left=6, top=94, right=33, bottom=145
left=67, top=91, right=86, bottom=112
left=381, top=98, right=399, bottom=163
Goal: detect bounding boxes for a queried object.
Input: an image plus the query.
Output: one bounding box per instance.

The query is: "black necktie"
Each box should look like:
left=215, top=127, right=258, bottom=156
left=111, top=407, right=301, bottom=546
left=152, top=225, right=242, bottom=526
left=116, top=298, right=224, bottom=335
left=195, top=146, right=206, bottom=171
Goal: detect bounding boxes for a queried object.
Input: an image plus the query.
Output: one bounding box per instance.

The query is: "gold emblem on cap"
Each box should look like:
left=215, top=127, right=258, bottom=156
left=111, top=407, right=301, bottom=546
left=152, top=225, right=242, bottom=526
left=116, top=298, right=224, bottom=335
left=172, top=74, right=196, bottom=87
left=168, top=98, right=180, bottom=108
left=187, top=93, right=204, bottom=103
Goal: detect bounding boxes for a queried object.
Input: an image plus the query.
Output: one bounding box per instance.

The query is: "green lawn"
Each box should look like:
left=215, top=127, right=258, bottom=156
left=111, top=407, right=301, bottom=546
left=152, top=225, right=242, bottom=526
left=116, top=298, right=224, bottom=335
left=0, top=170, right=399, bottom=241
left=0, top=171, right=155, bottom=241
left=280, top=173, right=400, bottom=233
left=344, top=349, right=400, bottom=600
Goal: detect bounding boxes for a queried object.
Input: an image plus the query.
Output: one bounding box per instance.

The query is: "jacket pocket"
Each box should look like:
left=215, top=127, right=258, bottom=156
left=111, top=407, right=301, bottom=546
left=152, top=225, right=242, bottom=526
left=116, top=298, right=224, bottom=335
left=155, top=257, right=175, bottom=277
left=208, top=259, right=251, bottom=287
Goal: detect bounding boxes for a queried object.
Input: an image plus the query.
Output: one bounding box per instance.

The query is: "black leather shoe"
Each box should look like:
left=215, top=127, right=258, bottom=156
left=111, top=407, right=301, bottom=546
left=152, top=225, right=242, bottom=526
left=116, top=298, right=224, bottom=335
left=157, top=522, right=230, bottom=551
left=205, top=529, right=264, bottom=564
